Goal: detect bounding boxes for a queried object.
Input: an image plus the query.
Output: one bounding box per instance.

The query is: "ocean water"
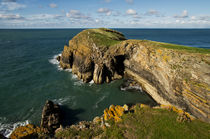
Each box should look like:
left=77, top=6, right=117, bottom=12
left=0, top=29, right=210, bottom=137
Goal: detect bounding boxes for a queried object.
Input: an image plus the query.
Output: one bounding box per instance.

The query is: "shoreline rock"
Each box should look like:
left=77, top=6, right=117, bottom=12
left=40, top=100, right=62, bottom=135
left=58, top=28, right=210, bottom=123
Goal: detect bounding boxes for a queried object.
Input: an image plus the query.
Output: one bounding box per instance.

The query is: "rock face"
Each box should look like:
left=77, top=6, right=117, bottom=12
left=59, top=28, right=210, bottom=123
left=60, top=28, right=126, bottom=83
left=9, top=124, right=40, bottom=139
left=123, top=40, right=210, bottom=123
left=40, top=100, right=62, bottom=134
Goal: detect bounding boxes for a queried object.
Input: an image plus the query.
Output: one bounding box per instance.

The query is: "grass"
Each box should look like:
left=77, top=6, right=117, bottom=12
left=104, top=105, right=210, bottom=139
left=74, top=28, right=210, bottom=54
left=90, top=31, right=122, bottom=47
left=55, top=125, right=104, bottom=139
left=78, top=28, right=126, bottom=49
left=55, top=105, right=210, bottom=139
left=139, top=40, right=210, bottom=54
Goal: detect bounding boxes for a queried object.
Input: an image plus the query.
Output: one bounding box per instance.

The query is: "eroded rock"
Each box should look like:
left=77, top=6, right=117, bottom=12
left=58, top=28, right=210, bottom=123
left=9, top=124, right=40, bottom=139
left=40, top=100, right=62, bottom=135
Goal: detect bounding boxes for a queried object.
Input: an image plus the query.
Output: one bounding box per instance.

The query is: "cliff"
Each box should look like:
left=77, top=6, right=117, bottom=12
left=59, top=28, right=210, bottom=123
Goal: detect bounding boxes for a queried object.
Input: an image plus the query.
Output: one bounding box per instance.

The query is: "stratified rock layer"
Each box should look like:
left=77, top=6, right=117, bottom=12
left=59, top=28, right=210, bottom=123
left=40, top=100, right=62, bottom=134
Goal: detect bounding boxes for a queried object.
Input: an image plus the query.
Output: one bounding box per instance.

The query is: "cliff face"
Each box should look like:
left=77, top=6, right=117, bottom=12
left=60, top=28, right=127, bottom=83
left=59, top=28, right=210, bottom=122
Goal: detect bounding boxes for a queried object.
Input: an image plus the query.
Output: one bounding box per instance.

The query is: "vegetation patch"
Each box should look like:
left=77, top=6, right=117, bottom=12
left=55, top=105, right=210, bottom=139
left=139, top=40, right=210, bottom=54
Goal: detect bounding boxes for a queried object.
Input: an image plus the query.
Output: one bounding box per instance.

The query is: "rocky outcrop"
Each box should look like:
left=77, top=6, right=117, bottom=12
left=9, top=124, right=40, bottom=139
left=59, top=28, right=210, bottom=123
left=40, top=100, right=62, bottom=135
left=59, top=28, right=126, bottom=84
left=122, top=40, right=210, bottom=123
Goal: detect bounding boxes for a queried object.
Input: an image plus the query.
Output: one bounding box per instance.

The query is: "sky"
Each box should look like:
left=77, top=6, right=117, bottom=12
left=0, top=0, right=210, bottom=28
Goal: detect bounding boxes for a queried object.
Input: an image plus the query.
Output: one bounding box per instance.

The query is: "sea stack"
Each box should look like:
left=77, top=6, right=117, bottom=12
left=40, top=100, right=62, bottom=135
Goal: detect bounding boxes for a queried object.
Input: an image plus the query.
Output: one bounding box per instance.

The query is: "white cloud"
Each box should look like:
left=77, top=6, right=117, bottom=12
left=145, top=9, right=160, bottom=16
left=28, top=14, right=63, bottom=20
left=0, top=1, right=26, bottom=11
left=0, top=13, right=24, bottom=20
left=49, top=3, right=57, bottom=8
left=174, top=10, right=188, bottom=18
left=97, top=8, right=112, bottom=16
left=125, top=0, right=133, bottom=4
left=66, top=10, right=90, bottom=19
left=126, top=9, right=137, bottom=15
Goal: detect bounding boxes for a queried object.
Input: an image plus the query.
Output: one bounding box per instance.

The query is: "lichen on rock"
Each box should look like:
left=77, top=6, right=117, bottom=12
left=9, top=124, right=40, bottom=139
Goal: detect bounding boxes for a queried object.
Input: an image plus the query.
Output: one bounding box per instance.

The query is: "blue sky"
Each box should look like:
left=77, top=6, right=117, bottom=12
left=0, top=0, right=210, bottom=28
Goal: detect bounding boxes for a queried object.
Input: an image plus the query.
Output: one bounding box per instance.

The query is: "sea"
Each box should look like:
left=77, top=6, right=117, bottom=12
left=0, top=29, right=210, bottom=137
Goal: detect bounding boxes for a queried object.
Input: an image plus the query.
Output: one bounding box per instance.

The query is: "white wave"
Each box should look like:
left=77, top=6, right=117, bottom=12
left=121, top=85, right=143, bottom=92
left=65, top=69, right=72, bottom=72
left=88, top=80, right=94, bottom=86
left=94, top=96, right=106, bottom=109
left=53, top=96, right=75, bottom=105
left=49, top=53, right=61, bottom=65
left=0, top=118, right=29, bottom=138
left=48, top=53, right=64, bottom=71
left=74, top=80, right=84, bottom=86
left=71, top=74, right=78, bottom=80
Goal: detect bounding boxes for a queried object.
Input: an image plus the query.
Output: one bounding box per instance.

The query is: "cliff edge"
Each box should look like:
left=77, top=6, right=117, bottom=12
left=59, top=28, right=210, bottom=123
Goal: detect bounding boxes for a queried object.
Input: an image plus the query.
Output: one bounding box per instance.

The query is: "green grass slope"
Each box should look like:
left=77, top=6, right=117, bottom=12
left=56, top=105, right=210, bottom=139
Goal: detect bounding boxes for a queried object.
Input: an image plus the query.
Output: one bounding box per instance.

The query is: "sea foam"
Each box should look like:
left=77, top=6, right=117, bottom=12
left=48, top=53, right=63, bottom=71
left=0, top=118, right=29, bottom=138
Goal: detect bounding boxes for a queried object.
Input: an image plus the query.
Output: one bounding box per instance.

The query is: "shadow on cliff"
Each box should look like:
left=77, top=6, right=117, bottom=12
left=60, top=105, right=85, bottom=127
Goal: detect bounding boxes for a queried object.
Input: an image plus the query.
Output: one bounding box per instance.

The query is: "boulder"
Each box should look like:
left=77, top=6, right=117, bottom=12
left=40, top=100, right=62, bottom=135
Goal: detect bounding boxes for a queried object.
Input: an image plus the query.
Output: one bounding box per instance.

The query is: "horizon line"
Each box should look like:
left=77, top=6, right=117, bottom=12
left=0, top=27, right=210, bottom=29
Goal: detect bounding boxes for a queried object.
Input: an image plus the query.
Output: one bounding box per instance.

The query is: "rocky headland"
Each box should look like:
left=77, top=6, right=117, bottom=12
left=58, top=28, right=210, bottom=123
left=7, top=28, right=210, bottom=139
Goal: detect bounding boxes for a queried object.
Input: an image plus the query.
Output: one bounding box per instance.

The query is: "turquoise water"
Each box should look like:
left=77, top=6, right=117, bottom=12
left=0, top=29, right=210, bottom=137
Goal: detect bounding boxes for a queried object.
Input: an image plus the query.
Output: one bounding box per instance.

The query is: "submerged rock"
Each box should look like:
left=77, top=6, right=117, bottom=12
left=40, top=100, right=62, bottom=135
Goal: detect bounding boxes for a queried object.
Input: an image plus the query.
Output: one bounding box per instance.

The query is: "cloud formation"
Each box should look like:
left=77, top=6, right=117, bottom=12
left=97, top=8, right=112, bottom=16
left=66, top=10, right=90, bottom=20
left=0, top=1, right=26, bottom=11
left=174, top=10, right=188, bottom=18
left=49, top=3, right=57, bottom=8
left=126, top=9, right=137, bottom=15
left=0, top=13, right=24, bottom=20
left=145, top=10, right=160, bottom=16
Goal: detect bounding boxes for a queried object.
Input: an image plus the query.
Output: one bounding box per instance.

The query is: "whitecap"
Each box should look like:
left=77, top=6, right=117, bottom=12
left=73, top=80, right=84, bottom=86
left=121, top=85, right=143, bottom=92
left=71, top=74, right=78, bottom=80
left=88, top=80, right=94, bottom=86
left=0, top=118, right=29, bottom=138
left=65, top=69, right=72, bottom=72
left=48, top=53, right=63, bottom=71
left=52, top=96, right=75, bottom=105
left=49, top=53, right=61, bottom=65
